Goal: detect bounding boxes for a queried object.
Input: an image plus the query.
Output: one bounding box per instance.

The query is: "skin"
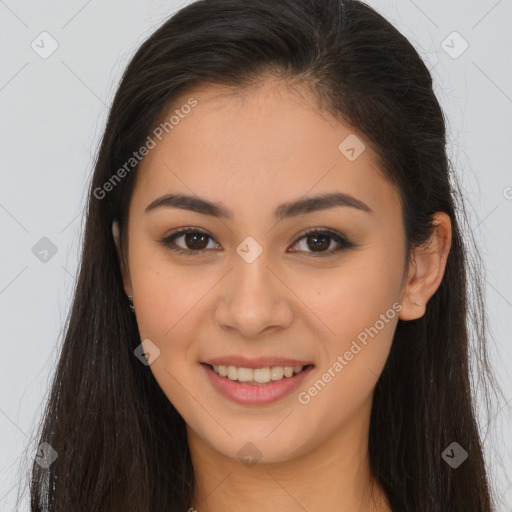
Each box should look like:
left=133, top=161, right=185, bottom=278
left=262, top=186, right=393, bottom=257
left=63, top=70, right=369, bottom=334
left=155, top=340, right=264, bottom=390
left=113, top=77, right=452, bottom=512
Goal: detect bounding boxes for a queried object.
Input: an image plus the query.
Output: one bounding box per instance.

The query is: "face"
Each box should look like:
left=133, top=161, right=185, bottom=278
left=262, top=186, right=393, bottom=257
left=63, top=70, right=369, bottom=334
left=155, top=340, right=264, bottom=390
left=115, top=78, right=413, bottom=465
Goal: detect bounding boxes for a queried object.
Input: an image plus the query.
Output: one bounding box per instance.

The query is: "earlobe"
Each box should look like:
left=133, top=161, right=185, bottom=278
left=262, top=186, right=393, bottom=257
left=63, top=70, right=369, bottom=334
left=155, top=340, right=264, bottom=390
left=399, top=212, right=452, bottom=321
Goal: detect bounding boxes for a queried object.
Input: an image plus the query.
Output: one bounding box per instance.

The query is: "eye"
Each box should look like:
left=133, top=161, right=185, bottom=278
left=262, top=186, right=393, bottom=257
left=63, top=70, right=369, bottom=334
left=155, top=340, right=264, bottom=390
left=288, top=228, right=356, bottom=256
left=159, top=227, right=219, bottom=256
left=159, top=227, right=356, bottom=256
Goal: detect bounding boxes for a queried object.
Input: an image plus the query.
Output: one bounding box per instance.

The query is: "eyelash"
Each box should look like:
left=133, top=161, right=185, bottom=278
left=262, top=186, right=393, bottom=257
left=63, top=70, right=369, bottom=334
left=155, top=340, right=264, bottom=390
left=159, top=227, right=356, bottom=257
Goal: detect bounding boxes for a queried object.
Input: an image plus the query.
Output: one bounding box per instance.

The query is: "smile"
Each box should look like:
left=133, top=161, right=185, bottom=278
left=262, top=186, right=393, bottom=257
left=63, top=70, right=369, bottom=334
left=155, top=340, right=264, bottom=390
left=209, top=364, right=311, bottom=385
left=201, top=363, right=315, bottom=405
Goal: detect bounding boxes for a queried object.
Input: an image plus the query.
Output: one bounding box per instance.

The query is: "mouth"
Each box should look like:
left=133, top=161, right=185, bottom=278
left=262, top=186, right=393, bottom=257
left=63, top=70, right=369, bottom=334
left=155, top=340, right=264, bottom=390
left=201, top=361, right=315, bottom=405
left=201, top=362, right=315, bottom=386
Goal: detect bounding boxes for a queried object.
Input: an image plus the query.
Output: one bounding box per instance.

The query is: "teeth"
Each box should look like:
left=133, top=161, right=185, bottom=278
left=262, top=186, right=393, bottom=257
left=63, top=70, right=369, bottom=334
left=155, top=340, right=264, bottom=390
left=271, top=366, right=283, bottom=380
left=211, top=364, right=306, bottom=384
left=237, top=367, right=253, bottom=382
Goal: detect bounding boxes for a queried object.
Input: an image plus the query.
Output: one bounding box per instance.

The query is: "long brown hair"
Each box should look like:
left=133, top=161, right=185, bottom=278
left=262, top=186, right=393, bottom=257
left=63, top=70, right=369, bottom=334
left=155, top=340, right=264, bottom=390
left=24, top=0, right=502, bottom=510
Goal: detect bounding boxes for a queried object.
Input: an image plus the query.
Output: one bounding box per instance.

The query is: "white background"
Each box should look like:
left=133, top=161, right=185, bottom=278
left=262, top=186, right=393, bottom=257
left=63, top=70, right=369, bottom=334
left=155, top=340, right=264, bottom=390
left=0, top=0, right=511, bottom=510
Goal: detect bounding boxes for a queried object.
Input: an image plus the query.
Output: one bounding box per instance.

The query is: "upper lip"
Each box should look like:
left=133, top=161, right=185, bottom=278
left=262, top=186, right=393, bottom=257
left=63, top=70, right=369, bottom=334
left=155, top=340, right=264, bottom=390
left=202, top=356, right=314, bottom=369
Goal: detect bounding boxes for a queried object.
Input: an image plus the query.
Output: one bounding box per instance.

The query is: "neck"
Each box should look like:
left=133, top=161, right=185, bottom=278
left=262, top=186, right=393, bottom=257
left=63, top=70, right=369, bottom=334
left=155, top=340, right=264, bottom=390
left=186, top=398, right=391, bottom=512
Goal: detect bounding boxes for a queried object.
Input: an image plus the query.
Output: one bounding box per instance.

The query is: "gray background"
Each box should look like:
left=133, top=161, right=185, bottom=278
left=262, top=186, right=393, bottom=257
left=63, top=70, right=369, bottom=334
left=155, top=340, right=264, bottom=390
left=0, top=0, right=511, bottom=510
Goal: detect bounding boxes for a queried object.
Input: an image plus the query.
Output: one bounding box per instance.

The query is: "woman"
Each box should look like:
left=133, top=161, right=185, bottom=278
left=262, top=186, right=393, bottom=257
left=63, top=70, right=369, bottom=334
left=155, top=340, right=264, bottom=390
left=29, top=0, right=500, bottom=510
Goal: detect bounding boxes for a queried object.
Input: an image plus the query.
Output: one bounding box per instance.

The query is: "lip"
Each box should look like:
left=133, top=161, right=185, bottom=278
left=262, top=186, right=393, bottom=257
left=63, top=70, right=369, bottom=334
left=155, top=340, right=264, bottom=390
left=202, top=356, right=314, bottom=369
left=201, top=362, right=315, bottom=405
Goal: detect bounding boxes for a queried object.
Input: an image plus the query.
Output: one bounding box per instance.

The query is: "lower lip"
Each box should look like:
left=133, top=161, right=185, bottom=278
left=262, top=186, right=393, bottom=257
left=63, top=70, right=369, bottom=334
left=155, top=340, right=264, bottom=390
left=201, top=363, right=314, bottom=405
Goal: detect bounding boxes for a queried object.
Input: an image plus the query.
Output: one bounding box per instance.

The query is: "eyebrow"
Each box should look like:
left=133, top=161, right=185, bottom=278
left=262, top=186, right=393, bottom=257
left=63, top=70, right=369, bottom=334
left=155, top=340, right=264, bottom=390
left=144, top=191, right=372, bottom=221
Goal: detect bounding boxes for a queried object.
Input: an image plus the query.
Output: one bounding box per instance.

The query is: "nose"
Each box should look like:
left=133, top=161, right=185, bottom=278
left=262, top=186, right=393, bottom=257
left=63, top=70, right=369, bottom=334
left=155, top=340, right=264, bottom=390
left=213, top=251, right=295, bottom=338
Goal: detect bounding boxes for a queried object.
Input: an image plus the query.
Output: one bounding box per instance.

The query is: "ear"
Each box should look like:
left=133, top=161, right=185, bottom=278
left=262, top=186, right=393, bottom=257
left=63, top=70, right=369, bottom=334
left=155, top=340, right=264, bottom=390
left=399, top=212, right=452, bottom=321
left=112, top=220, right=132, bottom=297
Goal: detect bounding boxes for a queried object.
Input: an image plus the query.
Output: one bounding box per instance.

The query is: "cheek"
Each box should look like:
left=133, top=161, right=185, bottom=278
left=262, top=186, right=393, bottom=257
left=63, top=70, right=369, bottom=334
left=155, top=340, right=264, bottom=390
left=290, top=246, right=402, bottom=375
left=295, top=248, right=402, bottom=327
left=128, top=244, right=196, bottom=342
left=129, top=252, right=208, bottom=411
left=128, top=245, right=225, bottom=380
left=293, top=270, right=400, bottom=420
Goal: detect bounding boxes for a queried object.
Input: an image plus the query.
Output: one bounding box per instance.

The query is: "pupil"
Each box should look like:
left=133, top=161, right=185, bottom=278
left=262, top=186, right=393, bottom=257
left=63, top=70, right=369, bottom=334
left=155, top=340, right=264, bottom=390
left=308, top=234, right=329, bottom=251
left=186, top=233, right=207, bottom=250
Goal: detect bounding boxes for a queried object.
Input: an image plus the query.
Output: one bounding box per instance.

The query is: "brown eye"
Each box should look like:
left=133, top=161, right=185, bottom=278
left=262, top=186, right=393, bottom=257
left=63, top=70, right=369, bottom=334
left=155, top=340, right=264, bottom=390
left=182, top=232, right=209, bottom=250
left=160, top=228, right=219, bottom=256
left=160, top=227, right=356, bottom=257
left=306, top=233, right=331, bottom=251
left=288, top=229, right=355, bottom=256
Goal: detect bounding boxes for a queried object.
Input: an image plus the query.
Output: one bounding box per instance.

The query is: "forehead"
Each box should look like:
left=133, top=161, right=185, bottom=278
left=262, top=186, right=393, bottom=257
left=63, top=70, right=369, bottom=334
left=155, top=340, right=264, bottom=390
left=131, top=79, right=401, bottom=223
